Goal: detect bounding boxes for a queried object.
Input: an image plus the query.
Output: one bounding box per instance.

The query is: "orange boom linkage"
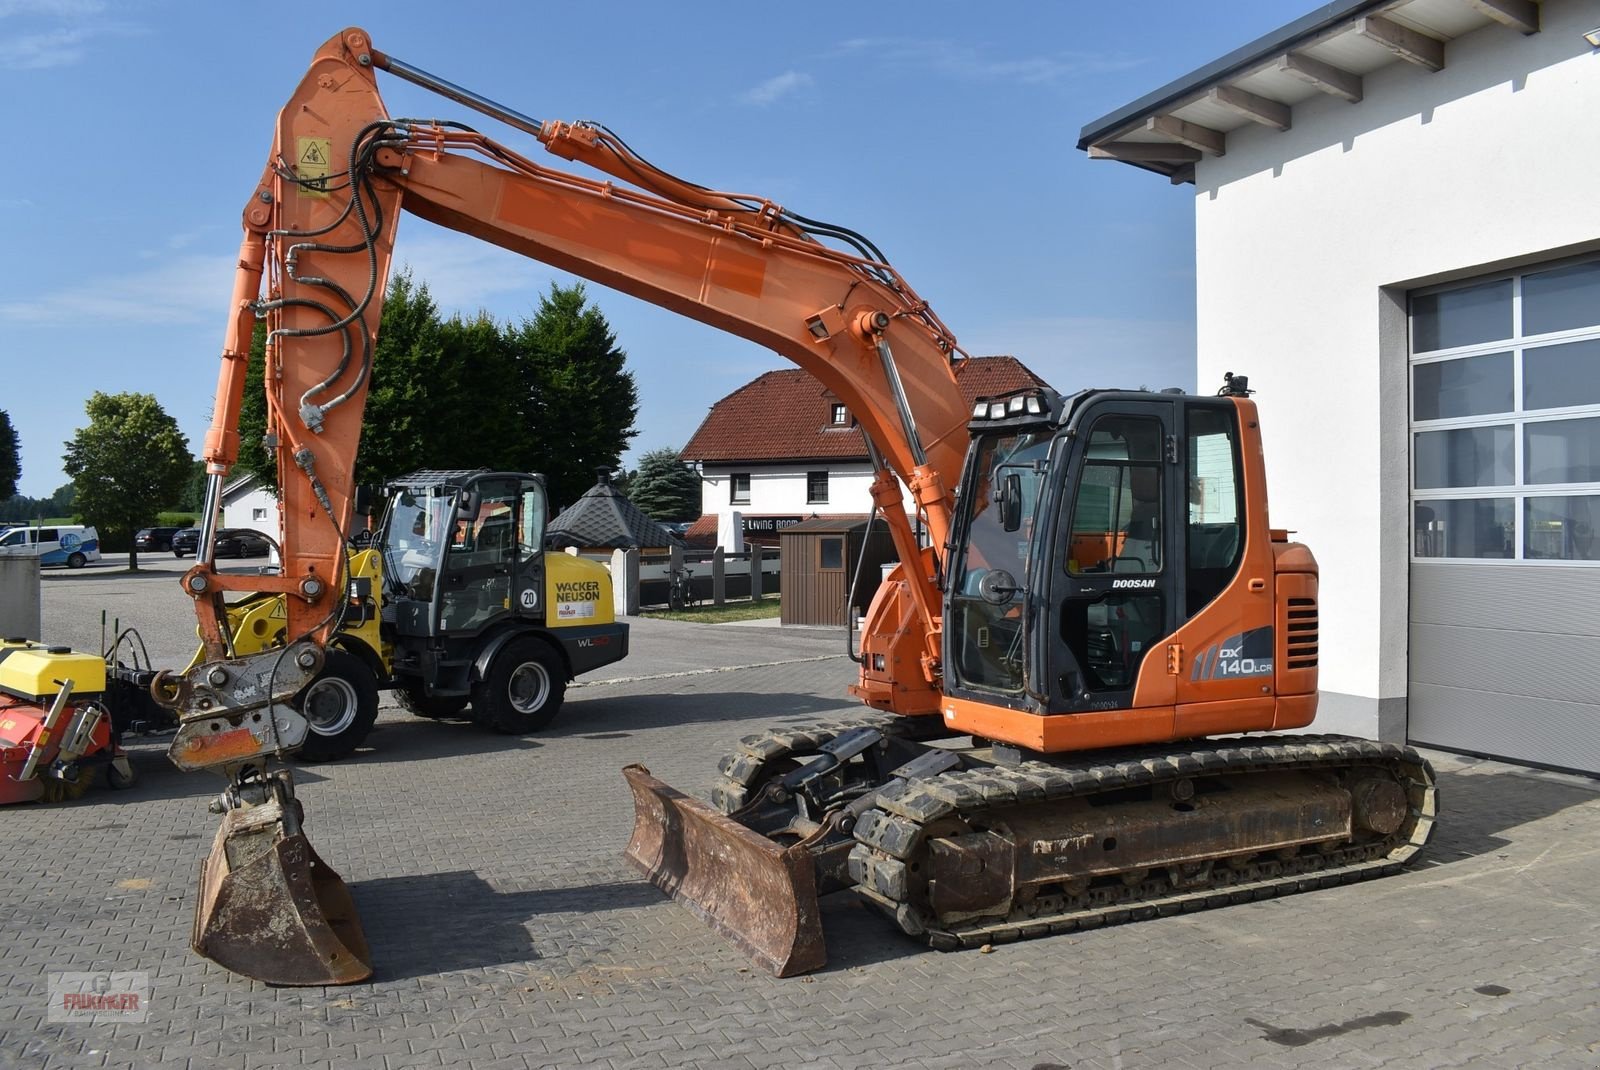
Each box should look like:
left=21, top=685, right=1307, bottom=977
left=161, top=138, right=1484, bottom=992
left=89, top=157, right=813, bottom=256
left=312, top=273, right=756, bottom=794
left=168, top=28, right=1436, bottom=985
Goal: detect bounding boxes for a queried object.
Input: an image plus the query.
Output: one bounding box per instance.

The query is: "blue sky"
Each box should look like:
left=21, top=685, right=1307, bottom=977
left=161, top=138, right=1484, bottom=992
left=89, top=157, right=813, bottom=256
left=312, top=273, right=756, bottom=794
left=1, top=0, right=1304, bottom=499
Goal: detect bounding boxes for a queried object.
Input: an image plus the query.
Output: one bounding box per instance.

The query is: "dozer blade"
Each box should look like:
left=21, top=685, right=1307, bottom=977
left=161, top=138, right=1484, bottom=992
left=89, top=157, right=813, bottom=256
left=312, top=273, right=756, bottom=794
left=622, top=763, right=825, bottom=977
left=193, top=798, right=372, bottom=985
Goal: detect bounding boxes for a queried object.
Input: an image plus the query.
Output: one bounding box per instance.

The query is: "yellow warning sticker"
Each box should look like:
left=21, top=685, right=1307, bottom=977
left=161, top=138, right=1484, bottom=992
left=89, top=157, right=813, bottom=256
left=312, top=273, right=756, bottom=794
left=296, top=136, right=333, bottom=198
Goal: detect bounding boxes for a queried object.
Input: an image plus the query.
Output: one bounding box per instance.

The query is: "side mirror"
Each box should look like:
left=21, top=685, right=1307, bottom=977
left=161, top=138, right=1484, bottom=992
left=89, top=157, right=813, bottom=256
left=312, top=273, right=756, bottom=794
left=456, top=488, right=482, bottom=521
left=998, top=472, right=1023, bottom=532
left=353, top=484, right=378, bottom=517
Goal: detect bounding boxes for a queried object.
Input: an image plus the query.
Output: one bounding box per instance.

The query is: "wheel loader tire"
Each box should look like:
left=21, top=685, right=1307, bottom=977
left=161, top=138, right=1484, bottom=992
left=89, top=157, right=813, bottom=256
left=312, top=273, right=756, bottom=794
left=394, top=683, right=468, bottom=721
left=472, top=636, right=566, bottom=735
left=294, top=649, right=380, bottom=762
left=106, top=757, right=137, bottom=790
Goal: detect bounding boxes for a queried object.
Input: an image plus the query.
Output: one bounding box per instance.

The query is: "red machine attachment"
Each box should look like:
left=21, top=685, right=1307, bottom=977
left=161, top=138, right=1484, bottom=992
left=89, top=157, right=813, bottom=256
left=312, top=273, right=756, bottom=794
left=0, top=640, right=136, bottom=803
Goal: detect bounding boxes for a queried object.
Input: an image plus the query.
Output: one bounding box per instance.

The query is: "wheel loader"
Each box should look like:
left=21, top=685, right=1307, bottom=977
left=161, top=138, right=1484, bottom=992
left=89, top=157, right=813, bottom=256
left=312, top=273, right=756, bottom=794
left=183, top=469, right=627, bottom=764
left=125, top=28, right=1433, bottom=985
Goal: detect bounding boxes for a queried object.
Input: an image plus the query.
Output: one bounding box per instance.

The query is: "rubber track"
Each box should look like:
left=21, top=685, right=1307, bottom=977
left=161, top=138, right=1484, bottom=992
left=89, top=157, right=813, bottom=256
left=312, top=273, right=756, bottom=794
left=713, top=720, right=1437, bottom=951
left=849, top=734, right=1438, bottom=950
left=710, top=712, right=942, bottom=814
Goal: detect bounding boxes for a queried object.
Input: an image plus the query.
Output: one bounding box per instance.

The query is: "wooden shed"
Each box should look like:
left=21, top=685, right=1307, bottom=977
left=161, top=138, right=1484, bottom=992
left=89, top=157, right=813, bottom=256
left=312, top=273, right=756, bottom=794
left=779, top=516, right=898, bottom=627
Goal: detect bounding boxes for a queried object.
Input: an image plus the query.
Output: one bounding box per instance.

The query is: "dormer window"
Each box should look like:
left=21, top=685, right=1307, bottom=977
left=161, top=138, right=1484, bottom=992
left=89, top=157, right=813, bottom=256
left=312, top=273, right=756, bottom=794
left=830, top=403, right=848, bottom=425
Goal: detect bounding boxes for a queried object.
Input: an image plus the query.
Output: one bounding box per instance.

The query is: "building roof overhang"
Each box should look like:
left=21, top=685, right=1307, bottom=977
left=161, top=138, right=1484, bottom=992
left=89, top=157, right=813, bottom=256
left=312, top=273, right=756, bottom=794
left=1077, top=0, right=1543, bottom=184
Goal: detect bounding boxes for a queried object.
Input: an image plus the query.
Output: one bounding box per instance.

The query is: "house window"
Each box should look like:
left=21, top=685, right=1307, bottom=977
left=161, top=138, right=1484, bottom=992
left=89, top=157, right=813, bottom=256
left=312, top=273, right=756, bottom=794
left=1411, top=256, right=1600, bottom=562
left=806, top=470, right=829, bottom=504
left=819, top=536, right=845, bottom=569
left=831, top=403, right=848, bottom=425
left=731, top=473, right=751, bottom=505
left=252, top=507, right=268, bottom=522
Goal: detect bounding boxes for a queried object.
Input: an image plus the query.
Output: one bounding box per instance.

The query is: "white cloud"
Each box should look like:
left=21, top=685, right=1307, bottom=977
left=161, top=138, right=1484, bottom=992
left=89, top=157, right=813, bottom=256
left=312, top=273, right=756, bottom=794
left=0, top=0, right=105, bottom=16
left=0, top=3, right=133, bottom=70
left=0, top=254, right=236, bottom=325
left=741, top=71, right=813, bottom=106
left=391, top=233, right=555, bottom=319
left=833, top=38, right=1144, bottom=87
left=0, top=234, right=564, bottom=331
left=963, top=315, right=1196, bottom=394
left=0, top=26, right=94, bottom=68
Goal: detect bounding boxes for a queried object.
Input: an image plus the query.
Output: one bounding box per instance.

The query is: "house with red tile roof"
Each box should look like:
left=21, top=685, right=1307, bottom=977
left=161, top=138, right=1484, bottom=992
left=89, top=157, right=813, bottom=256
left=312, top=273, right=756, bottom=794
left=680, top=355, right=1048, bottom=547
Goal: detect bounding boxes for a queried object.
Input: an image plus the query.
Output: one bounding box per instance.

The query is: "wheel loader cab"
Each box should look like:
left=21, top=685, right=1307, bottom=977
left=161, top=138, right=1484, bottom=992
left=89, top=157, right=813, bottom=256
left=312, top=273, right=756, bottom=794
left=944, top=384, right=1308, bottom=748
left=378, top=471, right=548, bottom=641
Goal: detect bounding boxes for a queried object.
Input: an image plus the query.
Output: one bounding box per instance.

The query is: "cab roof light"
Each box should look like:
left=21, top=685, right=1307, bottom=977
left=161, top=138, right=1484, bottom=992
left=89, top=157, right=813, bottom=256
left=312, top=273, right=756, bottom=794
left=1007, top=396, right=1025, bottom=414
left=988, top=402, right=1006, bottom=419
left=1025, top=395, right=1043, bottom=415
left=972, top=401, right=989, bottom=419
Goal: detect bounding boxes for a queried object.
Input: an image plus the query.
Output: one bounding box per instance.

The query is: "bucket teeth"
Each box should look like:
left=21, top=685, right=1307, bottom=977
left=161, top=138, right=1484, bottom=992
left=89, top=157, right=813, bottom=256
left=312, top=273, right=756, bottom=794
left=193, top=798, right=372, bottom=985
left=622, top=763, right=826, bottom=977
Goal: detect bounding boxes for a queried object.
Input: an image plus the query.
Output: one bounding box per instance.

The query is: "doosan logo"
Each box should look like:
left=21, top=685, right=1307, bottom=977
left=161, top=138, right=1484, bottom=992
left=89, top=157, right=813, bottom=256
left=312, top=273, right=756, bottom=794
left=1111, top=578, right=1157, bottom=589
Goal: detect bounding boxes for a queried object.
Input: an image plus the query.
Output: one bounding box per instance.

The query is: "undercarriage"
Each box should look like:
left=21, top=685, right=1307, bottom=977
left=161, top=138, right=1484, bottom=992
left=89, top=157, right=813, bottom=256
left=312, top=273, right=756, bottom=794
left=625, top=716, right=1436, bottom=974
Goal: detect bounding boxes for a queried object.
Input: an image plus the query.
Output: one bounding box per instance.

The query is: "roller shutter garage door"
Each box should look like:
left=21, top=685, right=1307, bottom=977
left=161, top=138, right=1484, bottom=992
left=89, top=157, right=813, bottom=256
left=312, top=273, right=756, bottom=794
left=1408, top=257, right=1600, bottom=775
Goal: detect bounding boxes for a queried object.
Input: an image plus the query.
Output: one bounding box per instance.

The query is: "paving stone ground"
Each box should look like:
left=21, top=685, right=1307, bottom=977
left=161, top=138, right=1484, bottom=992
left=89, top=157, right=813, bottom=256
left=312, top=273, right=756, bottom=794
left=5, top=566, right=1599, bottom=1069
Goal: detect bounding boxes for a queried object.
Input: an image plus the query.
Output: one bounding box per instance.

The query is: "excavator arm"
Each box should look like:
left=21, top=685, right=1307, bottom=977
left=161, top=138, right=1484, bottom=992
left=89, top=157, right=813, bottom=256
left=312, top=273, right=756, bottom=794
left=169, top=27, right=976, bottom=984
left=175, top=28, right=968, bottom=723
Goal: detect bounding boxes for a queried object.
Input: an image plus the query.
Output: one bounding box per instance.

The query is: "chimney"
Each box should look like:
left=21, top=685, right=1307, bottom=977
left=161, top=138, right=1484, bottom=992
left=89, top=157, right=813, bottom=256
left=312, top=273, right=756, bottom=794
left=595, top=467, right=611, bottom=486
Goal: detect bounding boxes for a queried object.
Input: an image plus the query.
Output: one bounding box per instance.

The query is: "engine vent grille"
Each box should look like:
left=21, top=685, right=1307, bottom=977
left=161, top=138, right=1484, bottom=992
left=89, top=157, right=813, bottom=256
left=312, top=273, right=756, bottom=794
left=1286, top=597, right=1318, bottom=669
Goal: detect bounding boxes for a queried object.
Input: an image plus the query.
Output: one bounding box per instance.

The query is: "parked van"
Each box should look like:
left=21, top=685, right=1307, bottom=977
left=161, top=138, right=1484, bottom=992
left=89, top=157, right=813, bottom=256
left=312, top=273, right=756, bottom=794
left=0, top=524, right=101, bottom=568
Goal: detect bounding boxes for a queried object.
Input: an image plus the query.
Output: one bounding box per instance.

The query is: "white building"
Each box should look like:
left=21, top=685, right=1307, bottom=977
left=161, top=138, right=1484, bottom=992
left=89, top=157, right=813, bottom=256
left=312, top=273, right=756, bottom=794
left=680, top=357, right=1044, bottom=547
left=1080, top=0, right=1599, bottom=773
left=220, top=475, right=280, bottom=534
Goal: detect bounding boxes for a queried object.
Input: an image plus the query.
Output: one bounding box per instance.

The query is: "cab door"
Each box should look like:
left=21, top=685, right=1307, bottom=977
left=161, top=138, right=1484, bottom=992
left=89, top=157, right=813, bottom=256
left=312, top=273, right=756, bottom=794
left=510, top=477, right=548, bottom=621
left=1046, top=399, right=1182, bottom=713
left=437, top=476, right=519, bottom=636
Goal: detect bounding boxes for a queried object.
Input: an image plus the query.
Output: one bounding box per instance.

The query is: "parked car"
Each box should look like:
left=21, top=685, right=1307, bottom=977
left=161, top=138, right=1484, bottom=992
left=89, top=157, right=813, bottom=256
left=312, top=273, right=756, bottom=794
left=171, top=528, right=201, bottom=558
left=213, top=528, right=272, bottom=558
left=0, top=524, right=101, bottom=568
left=134, top=526, right=182, bottom=552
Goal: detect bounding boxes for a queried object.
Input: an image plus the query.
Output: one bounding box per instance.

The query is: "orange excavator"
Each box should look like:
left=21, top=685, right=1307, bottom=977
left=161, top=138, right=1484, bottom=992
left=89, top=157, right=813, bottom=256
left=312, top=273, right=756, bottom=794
left=159, top=27, right=1436, bottom=985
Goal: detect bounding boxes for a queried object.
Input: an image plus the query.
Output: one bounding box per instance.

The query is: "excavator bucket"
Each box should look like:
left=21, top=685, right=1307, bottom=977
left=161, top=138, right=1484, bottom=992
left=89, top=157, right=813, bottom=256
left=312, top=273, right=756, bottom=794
left=622, top=764, right=825, bottom=977
left=192, top=797, right=372, bottom=985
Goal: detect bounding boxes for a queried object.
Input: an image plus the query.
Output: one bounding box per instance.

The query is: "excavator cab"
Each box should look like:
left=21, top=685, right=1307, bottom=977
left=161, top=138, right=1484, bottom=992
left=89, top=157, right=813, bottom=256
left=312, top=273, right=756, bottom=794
left=936, top=377, right=1315, bottom=746
left=945, top=385, right=1268, bottom=719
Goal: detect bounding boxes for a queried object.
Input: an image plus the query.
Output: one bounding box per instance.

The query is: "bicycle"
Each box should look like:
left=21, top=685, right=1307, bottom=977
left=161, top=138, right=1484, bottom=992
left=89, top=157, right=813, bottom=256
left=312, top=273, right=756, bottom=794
left=666, top=566, right=696, bottom=611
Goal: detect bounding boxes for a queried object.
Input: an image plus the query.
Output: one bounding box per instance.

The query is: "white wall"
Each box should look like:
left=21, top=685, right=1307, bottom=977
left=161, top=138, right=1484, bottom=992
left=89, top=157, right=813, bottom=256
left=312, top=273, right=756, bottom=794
left=222, top=485, right=281, bottom=534
left=1193, top=0, right=1600, bottom=736
left=698, top=464, right=879, bottom=517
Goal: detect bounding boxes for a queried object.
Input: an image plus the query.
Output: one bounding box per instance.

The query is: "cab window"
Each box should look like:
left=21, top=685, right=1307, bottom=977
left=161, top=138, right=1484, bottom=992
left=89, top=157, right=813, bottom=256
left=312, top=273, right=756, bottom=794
left=1067, top=415, right=1163, bottom=575
left=1186, top=406, right=1244, bottom=616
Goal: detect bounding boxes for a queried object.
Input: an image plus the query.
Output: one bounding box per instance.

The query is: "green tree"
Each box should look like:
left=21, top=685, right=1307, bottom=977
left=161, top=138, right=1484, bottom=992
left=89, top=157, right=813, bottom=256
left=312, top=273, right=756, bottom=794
left=353, top=271, right=448, bottom=484
left=63, top=393, right=193, bottom=570
left=356, top=274, right=523, bottom=484
left=232, top=275, right=638, bottom=516
left=177, top=459, right=208, bottom=513
left=234, top=317, right=275, bottom=493
left=0, top=484, right=77, bottom=524
left=0, top=409, right=18, bottom=502
left=49, top=482, right=76, bottom=517
left=504, top=282, right=639, bottom=509
left=627, top=448, right=701, bottom=522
